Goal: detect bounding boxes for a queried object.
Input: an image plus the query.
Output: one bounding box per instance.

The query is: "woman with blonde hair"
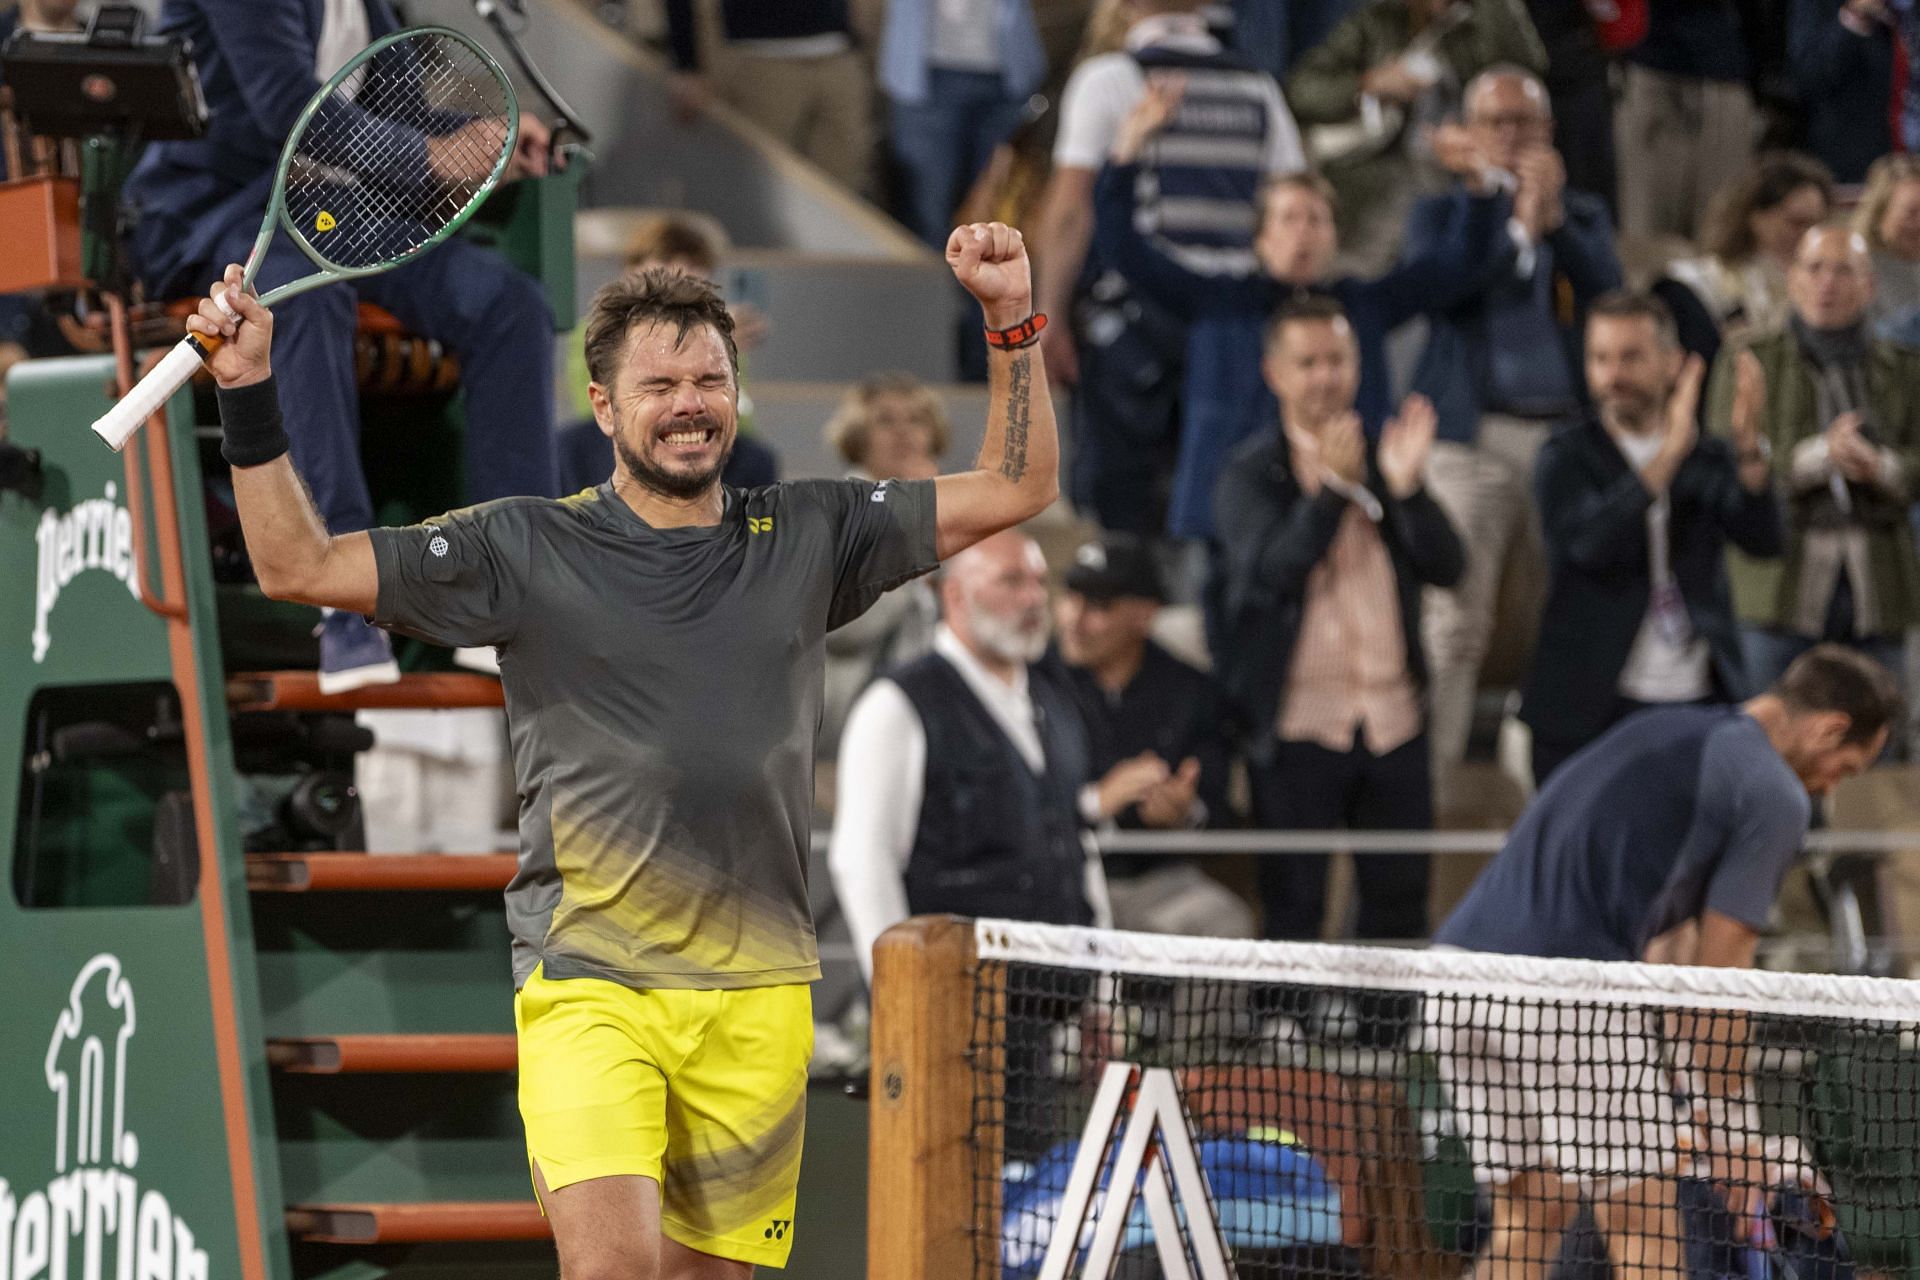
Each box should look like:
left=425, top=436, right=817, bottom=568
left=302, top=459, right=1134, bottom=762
left=1854, top=153, right=1920, bottom=323
left=818, top=374, right=949, bottom=756
left=1655, top=152, right=1834, bottom=364
left=825, top=372, right=951, bottom=482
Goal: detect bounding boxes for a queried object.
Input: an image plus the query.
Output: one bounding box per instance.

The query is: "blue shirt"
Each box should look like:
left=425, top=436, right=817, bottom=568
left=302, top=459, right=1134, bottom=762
left=1436, top=707, right=1810, bottom=961
left=877, top=0, right=1045, bottom=103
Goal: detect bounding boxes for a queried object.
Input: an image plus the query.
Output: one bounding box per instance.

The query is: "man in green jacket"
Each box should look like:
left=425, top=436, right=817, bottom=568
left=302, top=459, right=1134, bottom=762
left=1285, top=0, right=1545, bottom=275
left=1709, top=224, right=1920, bottom=728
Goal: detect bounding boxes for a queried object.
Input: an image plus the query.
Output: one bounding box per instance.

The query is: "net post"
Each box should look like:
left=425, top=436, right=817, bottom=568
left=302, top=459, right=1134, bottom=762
left=870, top=914, right=980, bottom=1280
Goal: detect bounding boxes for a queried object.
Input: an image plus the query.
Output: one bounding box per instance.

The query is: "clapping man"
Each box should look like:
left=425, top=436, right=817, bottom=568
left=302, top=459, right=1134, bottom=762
left=1214, top=297, right=1464, bottom=945
left=1522, top=293, right=1783, bottom=784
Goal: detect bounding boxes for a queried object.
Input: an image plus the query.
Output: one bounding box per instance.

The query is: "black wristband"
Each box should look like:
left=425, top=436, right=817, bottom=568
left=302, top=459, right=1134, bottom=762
left=215, top=376, right=291, bottom=468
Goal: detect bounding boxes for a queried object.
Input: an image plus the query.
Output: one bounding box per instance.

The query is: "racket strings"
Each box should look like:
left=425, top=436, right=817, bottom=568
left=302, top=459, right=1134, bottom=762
left=283, top=31, right=514, bottom=271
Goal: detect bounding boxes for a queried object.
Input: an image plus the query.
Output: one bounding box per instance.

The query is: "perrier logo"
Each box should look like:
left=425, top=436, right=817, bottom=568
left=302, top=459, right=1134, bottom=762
left=314, top=211, right=337, bottom=233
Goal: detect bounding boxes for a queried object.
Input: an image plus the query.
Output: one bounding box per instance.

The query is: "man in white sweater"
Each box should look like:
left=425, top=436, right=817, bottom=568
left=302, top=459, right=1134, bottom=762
left=831, top=531, right=1188, bottom=978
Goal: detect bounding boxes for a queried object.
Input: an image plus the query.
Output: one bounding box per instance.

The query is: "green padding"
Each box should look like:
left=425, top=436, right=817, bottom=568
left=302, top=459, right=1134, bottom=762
left=1809, top=1038, right=1920, bottom=1270
left=251, top=891, right=517, bottom=1038
left=12, top=682, right=192, bottom=909
left=1404, top=1052, right=1480, bottom=1256
left=275, top=1073, right=529, bottom=1203
left=463, top=167, right=583, bottom=331
left=16, top=757, right=187, bottom=907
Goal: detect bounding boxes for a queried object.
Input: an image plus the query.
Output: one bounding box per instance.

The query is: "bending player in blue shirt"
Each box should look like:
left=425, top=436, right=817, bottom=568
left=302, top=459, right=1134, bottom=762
left=1434, top=646, right=1902, bottom=1280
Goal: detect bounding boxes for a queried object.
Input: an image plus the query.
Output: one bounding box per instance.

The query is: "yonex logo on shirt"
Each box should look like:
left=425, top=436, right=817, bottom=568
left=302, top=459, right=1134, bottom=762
left=871, top=483, right=890, bottom=503
left=748, top=516, right=774, bottom=534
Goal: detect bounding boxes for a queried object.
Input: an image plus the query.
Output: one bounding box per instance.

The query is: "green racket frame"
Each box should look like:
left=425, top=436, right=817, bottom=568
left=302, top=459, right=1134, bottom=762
left=92, top=25, right=519, bottom=450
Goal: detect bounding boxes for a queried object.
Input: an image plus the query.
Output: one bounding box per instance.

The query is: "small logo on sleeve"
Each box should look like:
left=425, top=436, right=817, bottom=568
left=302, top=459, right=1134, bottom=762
left=428, top=527, right=449, bottom=557
left=748, top=516, right=774, bottom=534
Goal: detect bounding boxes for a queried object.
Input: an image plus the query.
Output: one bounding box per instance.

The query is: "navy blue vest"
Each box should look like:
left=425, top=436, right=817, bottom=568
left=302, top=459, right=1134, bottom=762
left=1129, top=44, right=1276, bottom=277
left=893, top=654, right=1094, bottom=927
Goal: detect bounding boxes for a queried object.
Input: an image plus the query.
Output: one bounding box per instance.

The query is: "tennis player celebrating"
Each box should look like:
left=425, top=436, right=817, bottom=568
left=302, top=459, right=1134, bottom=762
left=186, top=222, right=1056, bottom=1278
left=1433, top=646, right=1902, bottom=1280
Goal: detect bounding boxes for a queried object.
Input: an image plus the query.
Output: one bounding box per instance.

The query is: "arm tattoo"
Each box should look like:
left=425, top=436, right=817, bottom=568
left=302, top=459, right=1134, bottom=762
left=999, top=352, right=1031, bottom=483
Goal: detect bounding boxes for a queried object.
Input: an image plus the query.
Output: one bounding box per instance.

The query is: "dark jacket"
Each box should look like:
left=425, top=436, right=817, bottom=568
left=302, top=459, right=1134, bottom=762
left=892, top=653, right=1094, bottom=928
left=1048, top=639, right=1237, bottom=834
left=124, top=0, right=416, bottom=293
left=1092, top=161, right=1504, bottom=538
left=1520, top=416, right=1784, bottom=748
left=1406, top=184, right=1623, bottom=444
left=1789, top=0, right=1896, bottom=183
left=1212, top=431, right=1466, bottom=761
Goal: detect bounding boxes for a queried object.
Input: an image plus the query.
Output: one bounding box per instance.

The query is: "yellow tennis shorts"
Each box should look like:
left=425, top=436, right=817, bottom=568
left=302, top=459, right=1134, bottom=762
left=514, top=964, right=814, bottom=1267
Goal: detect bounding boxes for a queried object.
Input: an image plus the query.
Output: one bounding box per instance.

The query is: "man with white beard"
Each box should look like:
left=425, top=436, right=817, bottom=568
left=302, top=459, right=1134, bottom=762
left=831, top=530, right=1177, bottom=977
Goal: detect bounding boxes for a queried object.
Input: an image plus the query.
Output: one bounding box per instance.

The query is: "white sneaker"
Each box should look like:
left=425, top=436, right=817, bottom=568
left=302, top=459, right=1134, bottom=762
left=317, top=611, right=400, bottom=694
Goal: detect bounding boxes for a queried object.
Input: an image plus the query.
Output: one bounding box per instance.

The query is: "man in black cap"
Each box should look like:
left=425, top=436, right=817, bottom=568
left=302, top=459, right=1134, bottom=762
left=1051, top=534, right=1254, bottom=937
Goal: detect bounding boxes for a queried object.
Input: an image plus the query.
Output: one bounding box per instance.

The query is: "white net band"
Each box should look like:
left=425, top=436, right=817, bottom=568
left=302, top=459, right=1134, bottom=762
left=975, top=918, right=1920, bottom=1024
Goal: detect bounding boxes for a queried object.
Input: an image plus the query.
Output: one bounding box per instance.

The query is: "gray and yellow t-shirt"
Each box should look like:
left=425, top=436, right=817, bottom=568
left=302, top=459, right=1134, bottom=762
left=369, top=477, right=939, bottom=991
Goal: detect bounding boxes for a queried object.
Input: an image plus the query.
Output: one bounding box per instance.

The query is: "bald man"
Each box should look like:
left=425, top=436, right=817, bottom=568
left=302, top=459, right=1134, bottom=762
left=830, top=531, right=1196, bottom=975
left=1402, top=65, right=1624, bottom=813
left=1713, top=224, right=1920, bottom=705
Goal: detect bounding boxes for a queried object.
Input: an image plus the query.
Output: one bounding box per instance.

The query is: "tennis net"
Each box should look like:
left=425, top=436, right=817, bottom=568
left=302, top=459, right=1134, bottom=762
left=868, top=916, right=1920, bottom=1280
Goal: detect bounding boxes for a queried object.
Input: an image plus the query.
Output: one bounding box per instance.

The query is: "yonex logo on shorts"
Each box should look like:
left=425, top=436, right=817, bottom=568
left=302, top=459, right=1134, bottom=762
left=763, top=1219, right=791, bottom=1240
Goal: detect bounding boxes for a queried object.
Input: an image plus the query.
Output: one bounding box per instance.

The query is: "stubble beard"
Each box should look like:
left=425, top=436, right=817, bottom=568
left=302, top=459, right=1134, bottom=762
left=612, top=412, right=734, bottom=501
left=1599, top=388, right=1662, bottom=437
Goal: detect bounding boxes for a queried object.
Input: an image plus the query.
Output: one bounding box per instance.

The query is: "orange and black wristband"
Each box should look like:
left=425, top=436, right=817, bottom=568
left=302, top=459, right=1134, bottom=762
left=984, top=312, right=1047, bottom=351
left=215, top=376, right=292, bottom=468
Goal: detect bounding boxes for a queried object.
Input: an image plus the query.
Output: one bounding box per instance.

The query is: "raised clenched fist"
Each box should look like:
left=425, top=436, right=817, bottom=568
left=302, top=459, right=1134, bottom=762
left=946, top=222, right=1033, bottom=330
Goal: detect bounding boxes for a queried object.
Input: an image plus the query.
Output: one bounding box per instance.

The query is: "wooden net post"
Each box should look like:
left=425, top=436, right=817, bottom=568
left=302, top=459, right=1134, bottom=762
left=870, top=915, right=982, bottom=1280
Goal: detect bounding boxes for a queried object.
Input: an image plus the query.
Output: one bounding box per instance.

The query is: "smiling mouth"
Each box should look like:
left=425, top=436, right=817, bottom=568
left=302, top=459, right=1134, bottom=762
left=658, top=426, right=718, bottom=448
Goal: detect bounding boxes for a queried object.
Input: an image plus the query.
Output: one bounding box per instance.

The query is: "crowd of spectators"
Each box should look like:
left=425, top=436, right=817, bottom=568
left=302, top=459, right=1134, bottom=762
left=765, top=0, right=1920, bottom=961
left=7, top=0, right=1920, bottom=967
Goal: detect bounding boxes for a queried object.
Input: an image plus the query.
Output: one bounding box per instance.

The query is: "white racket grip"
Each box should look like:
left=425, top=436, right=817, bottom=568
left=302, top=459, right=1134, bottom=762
left=91, top=338, right=209, bottom=451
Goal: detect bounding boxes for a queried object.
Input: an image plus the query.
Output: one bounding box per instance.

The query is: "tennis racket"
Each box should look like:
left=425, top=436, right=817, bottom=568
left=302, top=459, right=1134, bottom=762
left=92, top=25, right=519, bottom=450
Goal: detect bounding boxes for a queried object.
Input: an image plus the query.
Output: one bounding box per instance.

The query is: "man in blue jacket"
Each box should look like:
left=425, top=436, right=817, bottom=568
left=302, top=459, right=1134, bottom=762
left=123, top=0, right=558, bottom=690
left=1404, top=64, right=1622, bottom=814
left=1094, top=76, right=1505, bottom=544
left=1521, top=292, right=1783, bottom=785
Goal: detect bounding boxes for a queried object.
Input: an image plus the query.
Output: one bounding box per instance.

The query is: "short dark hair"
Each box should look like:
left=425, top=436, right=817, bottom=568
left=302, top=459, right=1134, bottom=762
left=1772, top=645, right=1906, bottom=747
left=583, top=268, right=738, bottom=389
left=1587, top=290, right=1680, bottom=348
left=1263, top=293, right=1352, bottom=352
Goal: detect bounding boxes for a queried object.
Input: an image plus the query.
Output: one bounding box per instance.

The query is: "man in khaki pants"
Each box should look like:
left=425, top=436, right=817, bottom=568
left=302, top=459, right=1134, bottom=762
left=1613, top=3, right=1759, bottom=240
left=663, top=0, right=876, bottom=198
left=1400, top=68, right=1624, bottom=812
